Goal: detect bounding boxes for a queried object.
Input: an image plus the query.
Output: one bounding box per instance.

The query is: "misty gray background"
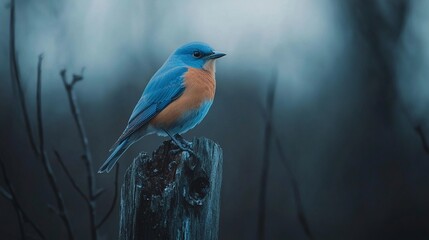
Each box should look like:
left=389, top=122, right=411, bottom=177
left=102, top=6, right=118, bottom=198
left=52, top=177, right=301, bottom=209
left=2, top=0, right=429, bottom=239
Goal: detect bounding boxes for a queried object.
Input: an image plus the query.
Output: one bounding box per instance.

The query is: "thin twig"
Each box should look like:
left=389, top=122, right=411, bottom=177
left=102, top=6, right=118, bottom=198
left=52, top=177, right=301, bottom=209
left=0, top=156, right=45, bottom=239
left=398, top=102, right=429, bottom=154
left=257, top=69, right=277, bottom=240
left=257, top=73, right=313, bottom=239
left=96, top=165, right=119, bottom=229
left=93, top=188, right=106, bottom=200
left=9, top=9, right=74, bottom=236
left=9, top=0, right=39, bottom=156
left=36, top=54, right=44, bottom=151
left=37, top=58, right=74, bottom=240
left=0, top=157, right=25, bottom=240
left=60, top=69, right=98, bottom=240
left=414, top=125, right=429, bottom=154
left=81, top=155, right=98, bottom=240
left=8, top=3, right=44, bottom=239
left=54, top=151, right=88, bottom=201
left=0, top=186, right=12, bottom=200
left=273, top=133, right=314, bottom=239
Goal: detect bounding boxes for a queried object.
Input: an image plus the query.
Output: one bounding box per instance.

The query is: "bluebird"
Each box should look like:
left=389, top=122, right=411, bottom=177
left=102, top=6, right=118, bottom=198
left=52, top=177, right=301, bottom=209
left=98, top=42, right=226, bottom=173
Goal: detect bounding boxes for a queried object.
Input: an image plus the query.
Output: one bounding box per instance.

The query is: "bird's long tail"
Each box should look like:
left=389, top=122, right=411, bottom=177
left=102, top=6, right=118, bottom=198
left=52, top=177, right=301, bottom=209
left=98, top=139, right=129, bottom=173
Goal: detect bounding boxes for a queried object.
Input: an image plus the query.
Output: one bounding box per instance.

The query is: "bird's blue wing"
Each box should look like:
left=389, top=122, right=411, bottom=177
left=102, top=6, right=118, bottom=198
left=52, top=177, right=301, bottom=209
left=110, top=67, right=188, bottom=150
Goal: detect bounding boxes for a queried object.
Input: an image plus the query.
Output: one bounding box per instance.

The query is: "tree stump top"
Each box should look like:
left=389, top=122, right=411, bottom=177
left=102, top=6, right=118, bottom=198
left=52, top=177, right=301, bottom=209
left=120, top=137, right=223, bottom=240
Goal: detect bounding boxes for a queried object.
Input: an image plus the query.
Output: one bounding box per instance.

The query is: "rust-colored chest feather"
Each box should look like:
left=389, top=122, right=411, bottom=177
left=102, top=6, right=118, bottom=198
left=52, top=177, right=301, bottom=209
left=183, top=67, right=216, bottom=103
left=150, top=67, right=216, bottom=127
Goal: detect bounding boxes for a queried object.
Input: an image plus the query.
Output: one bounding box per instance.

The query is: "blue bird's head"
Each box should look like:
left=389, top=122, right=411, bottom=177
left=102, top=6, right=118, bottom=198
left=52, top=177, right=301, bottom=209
left=171, top=42, right=226, bottom=71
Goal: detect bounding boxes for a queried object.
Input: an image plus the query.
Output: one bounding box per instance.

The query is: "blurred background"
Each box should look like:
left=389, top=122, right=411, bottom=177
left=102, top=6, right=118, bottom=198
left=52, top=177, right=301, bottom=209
left=2, top=0, right=429, bottom=239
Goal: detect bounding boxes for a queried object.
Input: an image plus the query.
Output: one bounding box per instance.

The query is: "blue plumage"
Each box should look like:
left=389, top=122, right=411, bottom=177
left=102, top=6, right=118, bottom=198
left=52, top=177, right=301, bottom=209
left=98, top=42, right=225, bottom=173
left=128, top=67, right=188, bottom=122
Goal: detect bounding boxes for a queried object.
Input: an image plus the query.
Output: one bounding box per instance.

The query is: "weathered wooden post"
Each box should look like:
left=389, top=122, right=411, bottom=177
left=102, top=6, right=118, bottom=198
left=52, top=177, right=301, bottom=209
left=119, top=137, right=223, bottom=240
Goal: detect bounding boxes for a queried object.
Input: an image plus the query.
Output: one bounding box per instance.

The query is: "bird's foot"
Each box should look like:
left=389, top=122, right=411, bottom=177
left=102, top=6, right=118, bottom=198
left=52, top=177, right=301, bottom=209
left=174, top=134, right=193, bottom=149
left=173, top=140, right=196, bottom=157
left=163, top=130, right=197, bottom=159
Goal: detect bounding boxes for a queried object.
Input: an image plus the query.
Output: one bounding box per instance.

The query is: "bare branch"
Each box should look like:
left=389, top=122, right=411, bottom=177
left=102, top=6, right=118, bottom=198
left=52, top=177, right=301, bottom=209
left=414, top=125, right=429, bottom=154
left=39, top=130, right=75, bottom=239
left=36, top=54, right=44, bottom=151
left=398, top=102, right=429, bottom=155
left=0, top=158, right=24, bottom=240
left=96, top=165, right=119, bottom=229
left=9, top=0, right=39, bottom=156
left=54, top=151, right=88, bottom=201
left=37, top=60, right=74, bottom=240
left=273, top=133, right=313, bottom=240
left=256, top=69, right=313, bottom=239
left=93, top=188, right=106, bottom=200
left=0, top=156, right=45, bottom=239
left=60, top=70, right=98, bottom=240
left=60, top=70, right=94, bottom=169
left=0, top=186, right=12, bottom=200
left=257, top=69, right=277, bottom=240
left=8, top=3, right=45, bottom=238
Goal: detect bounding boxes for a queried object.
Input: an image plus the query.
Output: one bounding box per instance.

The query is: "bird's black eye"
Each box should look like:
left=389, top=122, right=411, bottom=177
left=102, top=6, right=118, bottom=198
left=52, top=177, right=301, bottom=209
left=193, top=51, right=202, bottom=58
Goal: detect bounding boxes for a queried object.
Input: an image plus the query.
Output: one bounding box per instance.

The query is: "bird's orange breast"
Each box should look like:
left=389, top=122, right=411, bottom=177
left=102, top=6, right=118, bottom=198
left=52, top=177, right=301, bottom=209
left=150, top=67, right=216, bottom=128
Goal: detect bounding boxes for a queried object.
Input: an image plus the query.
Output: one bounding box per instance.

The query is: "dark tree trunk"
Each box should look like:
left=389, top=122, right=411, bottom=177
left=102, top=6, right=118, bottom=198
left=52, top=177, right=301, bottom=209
left=119, top=137, right=223, bottom=240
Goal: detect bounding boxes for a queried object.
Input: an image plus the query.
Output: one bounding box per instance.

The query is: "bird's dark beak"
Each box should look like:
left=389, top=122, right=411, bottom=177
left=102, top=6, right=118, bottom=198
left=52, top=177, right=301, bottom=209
left=206, top=51, right=226, bottom=59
